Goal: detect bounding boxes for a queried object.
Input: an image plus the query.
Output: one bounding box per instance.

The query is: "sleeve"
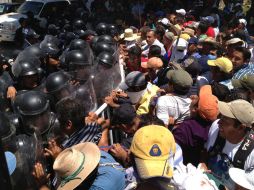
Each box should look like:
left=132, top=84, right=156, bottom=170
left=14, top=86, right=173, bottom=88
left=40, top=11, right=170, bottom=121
left=156, top=96, right=176, bottom=126
left=156, top=96, right=170, bottom=125
left=205, top=119, right=220, bottom=151
left=85, top=122, right=103, bottom=145
left=173, top=123, right=189, bottom=147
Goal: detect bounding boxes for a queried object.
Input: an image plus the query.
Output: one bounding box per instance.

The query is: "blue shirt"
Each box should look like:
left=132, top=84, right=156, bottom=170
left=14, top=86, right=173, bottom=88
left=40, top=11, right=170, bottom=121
left=62, top=122, right=102, bottom=148
left=232, top=63, right=254, bottom=79
left=90, top=151, right=126, bottom=190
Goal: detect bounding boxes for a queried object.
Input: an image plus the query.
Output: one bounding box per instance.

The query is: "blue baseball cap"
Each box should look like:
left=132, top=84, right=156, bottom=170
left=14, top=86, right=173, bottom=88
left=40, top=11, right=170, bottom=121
left=5, top=151, right=16, bottom=175
left=188, top=37, right=198, bottom=45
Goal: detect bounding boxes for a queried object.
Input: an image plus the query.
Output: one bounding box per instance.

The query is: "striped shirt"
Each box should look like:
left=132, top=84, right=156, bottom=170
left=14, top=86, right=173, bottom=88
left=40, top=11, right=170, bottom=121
left=233, top=63, right=254, bottom=79
left=62, top=122, right=102, bottom=148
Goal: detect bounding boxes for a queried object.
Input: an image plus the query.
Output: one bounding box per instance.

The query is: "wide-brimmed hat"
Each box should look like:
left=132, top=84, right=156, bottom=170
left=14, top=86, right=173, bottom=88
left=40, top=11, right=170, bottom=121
left=229, top=167, right=254, bottom=190
left=225, top=38, right=244, bottom=46
left=120, top=28, right=140, bottom=41
left=54, top=142, right=101, bottom=190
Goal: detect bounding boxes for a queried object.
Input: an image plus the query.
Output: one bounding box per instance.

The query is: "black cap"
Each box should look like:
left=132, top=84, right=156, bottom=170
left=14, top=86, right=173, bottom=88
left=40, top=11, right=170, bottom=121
left=112, top=103, right=136, bottom=125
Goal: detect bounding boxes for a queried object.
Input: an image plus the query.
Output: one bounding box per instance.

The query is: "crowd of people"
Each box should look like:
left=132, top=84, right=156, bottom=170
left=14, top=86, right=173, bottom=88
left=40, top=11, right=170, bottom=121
left=1, top=0, right=254, bottom=190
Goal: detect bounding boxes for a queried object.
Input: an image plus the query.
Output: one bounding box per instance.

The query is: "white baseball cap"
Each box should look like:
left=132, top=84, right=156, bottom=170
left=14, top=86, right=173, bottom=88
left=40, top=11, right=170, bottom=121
left=239, top=18, right=247, bottom=26
left=229, top=166, right=254, bottom=190
left=176, top=9, right=186, bottom=16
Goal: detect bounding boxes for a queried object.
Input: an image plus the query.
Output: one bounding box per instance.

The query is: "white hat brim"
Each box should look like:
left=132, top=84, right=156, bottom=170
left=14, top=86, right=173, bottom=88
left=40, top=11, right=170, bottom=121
left=120, top=33, right=140, bottom=41
left=229, top=168, right=254, bottom=190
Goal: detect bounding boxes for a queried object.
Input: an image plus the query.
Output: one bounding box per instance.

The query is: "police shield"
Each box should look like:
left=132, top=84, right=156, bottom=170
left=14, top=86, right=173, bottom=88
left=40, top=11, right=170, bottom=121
left=71, top=78, right=98, bottom=115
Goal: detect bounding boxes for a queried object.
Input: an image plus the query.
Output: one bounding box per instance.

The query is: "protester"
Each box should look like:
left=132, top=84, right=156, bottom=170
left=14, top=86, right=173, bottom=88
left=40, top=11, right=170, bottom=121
left=1, top=1, right=254, bottom=190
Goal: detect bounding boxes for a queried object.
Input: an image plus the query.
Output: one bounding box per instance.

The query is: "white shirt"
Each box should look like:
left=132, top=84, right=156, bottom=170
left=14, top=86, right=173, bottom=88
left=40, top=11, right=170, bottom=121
left=205, top=120, right=254, bottom=189
left=156, top=95, right=191, bottom=125
left=142, top=39, right=166, bottom=57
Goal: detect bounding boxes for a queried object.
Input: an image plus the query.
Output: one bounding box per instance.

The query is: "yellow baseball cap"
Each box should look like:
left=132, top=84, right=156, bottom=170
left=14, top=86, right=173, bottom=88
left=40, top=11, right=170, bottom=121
left=207, top=57, right=233, bottom=74
left=180, top=33, right=191, bottom=41
left=130, top=125, right=176, bottom=179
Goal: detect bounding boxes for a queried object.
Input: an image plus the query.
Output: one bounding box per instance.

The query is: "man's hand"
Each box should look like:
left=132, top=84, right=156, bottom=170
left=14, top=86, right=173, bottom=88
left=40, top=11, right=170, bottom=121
left=110, top=143, right=128, bottom=162
left=7, top=86, right=17, bottom=99
left=44, top=139, right=63, bottom=160
left=85, top=112, right=109, bottom=128
left=111, top=90, right=128, bottom=99
left=97, top=118, right=110, bottom=129
left=105, top=95, right=120, bottom=108
left=32, top=162, right=50, bottom=187
left=85, top=112, right=99, bottom=124
left=48, top=58, right=59, bottom=66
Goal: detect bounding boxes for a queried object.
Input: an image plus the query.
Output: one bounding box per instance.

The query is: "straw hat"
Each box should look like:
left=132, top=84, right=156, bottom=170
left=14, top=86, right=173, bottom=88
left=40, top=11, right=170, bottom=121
left=53, top=142, right=101, bottom=190
left=120, top=28, right=140, bottom=41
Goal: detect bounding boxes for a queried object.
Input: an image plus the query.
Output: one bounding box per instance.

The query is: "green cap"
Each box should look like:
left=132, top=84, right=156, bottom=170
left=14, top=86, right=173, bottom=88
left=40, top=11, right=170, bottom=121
left=166, top=70, right=193, bottom=92
left=232, top=75, right=254, bottom=91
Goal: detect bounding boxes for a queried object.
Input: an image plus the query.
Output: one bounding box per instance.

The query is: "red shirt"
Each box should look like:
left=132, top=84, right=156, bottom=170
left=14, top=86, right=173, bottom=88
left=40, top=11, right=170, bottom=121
left=206, top=27, right=215, bottom=38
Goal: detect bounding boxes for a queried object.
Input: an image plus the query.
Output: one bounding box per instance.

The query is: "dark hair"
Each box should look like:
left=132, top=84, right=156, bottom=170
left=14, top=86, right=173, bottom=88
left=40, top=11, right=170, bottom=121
left=211, top=82, right=230, bottom=101
left=138, top=114, right=165, bottom=128
left=198, top=22, right=209, bottom=34
left=148, top=45, right=161, bottom=57
left=19, top=17, right=26, bottom=25
left=56, top=98, right=84, bottom=128
left=226, top=88, right=249, bottom=102
left=234, top=29, right=247, bottom=41
left=173, top=85, right=190, bottom=95
left=155, top=25, right=165, bottom=39
left=233, top=46, right=251, bottom=62
left=175, top=15, right=185, bottom=25
left=140, top=26, right=151, bottom=34
left=147, top=29, right=155, bottom=36
left=128, top=45, right=142, bottom=57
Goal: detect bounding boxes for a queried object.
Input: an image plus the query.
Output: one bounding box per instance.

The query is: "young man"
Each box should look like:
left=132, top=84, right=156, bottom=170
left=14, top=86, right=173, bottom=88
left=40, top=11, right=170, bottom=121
left=142, top=29, right=166, bottom=57
left=231, top=47, right=254, bottom=79
left=56, top=98, right=107, bottom=148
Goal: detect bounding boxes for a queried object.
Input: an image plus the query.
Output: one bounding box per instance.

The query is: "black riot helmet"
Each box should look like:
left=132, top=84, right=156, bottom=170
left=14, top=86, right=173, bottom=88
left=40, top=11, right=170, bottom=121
left=46, top=71, right=71, bottom=93
left=24, top=45, right=46, bottom=60
left=48, top=24, right=59, bottom=36
left=69, top=39, right=89, bottom=51
left=74, top=29, right=86, bottom=39
left=17, top=91, right=49, bottom=116
left=65, top=50, right=91, bottom=68
left=107, top=24, right=119, bottom=37
left=73, top=19, right=86, bottom=31
left=15, top=91, right=51, bottom=135
left=95, top=23, right=108, bottom=35
left=94, top=42, right=115, bottom=56
left=12, top=60, right=40, bottom=78
left=39, top=41, right=60, bottom=57
left=65, top=32, right=77, bottom=46
left=97, top=51, right=115, bottom=68
left=97, top=35, right=114, bottom=44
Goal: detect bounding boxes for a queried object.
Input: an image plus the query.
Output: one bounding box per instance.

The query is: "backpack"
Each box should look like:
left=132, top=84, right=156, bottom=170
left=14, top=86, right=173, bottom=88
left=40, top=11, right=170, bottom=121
left=208, top=129, right=254, bottom=169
